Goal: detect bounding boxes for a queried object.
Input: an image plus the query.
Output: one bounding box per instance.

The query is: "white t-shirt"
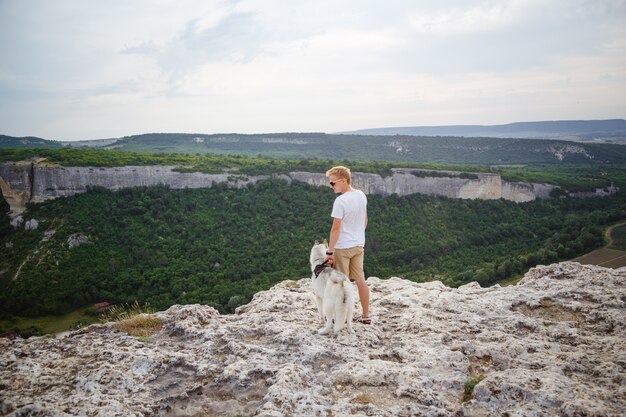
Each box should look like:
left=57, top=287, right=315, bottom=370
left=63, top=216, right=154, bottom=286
left=331, top=189, right=367, bottom=249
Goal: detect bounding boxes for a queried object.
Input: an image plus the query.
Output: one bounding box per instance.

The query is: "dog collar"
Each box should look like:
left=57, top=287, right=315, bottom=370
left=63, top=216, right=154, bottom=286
left=313, top=261, right=330, bottom=278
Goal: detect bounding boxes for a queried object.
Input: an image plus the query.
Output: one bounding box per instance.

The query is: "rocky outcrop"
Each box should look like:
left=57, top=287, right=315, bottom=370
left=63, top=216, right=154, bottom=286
left=67, top=233, right=89, bottom=249
left=1, top=262, right=624, bottom=416
left=0, top=163, right=560, bottom=214
left=0, top=162, right=33, bottom=214
left=291, top=169, right=520, bottom=201
left=0, top=162, right=290, bottom=214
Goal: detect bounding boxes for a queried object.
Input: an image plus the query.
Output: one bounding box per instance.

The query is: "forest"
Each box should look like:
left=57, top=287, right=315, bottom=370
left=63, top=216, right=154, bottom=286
left=3, top=132, right=626, bottom=166
left=72, top=133, right=626, bottom=165
left=1, top=175, right=624, bottom=320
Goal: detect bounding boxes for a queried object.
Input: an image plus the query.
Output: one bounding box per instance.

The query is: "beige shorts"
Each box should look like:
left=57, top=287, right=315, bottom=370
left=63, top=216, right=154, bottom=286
left=334, top=246, right=365, bottom=282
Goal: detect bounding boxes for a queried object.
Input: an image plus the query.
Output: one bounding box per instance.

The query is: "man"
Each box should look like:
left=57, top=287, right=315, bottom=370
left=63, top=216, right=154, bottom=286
left=324, top=166, right=370, bottom=324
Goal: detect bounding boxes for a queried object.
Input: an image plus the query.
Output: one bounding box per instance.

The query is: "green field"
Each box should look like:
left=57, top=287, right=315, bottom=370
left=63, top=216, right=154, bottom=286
left=571, top=248, right=626, bottom=268
left=0, top=308, right=99, bottom=336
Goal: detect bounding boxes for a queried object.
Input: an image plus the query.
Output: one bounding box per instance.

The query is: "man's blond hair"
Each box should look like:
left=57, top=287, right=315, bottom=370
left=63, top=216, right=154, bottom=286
left=326, top=166, right=352, bottom=185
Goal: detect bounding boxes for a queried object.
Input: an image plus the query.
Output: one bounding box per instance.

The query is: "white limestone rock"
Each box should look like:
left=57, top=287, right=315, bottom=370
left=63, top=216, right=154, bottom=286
left=1, top=163, right=558, bottom=215
left=24, top=218, right=38, bottom=231
left=0, top=262, right=624, bottom=416
left=67, top=233, right=90, bottom=248
left=9, top=215, right=23, bottom=228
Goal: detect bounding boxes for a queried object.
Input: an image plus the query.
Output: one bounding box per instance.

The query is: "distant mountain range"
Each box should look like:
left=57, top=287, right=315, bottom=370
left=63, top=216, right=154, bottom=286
left=1, top=120, right=625, bottom=166
left=0, top=135, right=63, bottom=149
left=338, top=119, right=626, bottom=142
left=2, top=134, right=626, bottom=166
left=2, top=120, right=625, bottom=150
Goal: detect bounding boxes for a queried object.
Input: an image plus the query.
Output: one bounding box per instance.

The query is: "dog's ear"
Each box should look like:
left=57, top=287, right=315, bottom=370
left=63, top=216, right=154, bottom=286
left=314, top=240, right=319, bottom=245
left=323, top=238, right=328, bottom=246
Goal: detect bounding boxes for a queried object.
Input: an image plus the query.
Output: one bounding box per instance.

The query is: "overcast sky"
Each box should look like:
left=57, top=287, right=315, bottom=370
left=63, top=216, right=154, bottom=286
left=1, top=0, right=625, bottom=140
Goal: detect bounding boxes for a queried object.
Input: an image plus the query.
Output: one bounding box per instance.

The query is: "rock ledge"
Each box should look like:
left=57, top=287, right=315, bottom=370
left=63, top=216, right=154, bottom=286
left=0, top=262, right=624, bottom=416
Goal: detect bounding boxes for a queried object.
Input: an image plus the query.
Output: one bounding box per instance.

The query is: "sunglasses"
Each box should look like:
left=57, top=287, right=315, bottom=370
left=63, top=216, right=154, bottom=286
left=329, top=179, right=343, bottom=186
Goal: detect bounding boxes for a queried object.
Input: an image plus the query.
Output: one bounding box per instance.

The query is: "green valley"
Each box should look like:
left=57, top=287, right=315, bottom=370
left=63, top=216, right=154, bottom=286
left=1, top=145, right=625, bottom=337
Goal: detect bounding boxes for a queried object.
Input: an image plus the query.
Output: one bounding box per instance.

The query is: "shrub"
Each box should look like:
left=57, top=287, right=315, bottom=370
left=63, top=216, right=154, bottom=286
left=463, top=375, right=485, bottom=402
left=99, top=301, right=162, bottom=337
left=99, top=301, right=153, bottom=323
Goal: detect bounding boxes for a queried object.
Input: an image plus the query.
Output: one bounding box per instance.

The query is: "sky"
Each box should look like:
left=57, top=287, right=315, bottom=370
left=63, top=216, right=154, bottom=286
left=1, top=0, right=625, bottom=141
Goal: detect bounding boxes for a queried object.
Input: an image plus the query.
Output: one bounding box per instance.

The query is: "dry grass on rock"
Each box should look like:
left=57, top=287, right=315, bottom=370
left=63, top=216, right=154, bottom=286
left=115, top=315, right=162, bottom=337
left=100, top=301, right=162, bottom=337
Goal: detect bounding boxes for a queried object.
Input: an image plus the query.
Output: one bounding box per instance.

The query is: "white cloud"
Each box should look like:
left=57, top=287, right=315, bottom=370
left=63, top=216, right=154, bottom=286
left=408, top=3, right=516, bottom=35
left=0, top=0, right=624, bottom=139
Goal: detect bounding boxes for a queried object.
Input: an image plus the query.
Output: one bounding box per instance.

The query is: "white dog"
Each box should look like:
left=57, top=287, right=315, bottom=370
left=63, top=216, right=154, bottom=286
left=310, top=240, right=355, bottom=335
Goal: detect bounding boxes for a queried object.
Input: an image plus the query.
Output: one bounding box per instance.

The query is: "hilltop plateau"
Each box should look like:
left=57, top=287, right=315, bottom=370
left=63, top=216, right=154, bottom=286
left=3, top=120, right=626, bottom=165
left=340, top=119, right=626, bottom=143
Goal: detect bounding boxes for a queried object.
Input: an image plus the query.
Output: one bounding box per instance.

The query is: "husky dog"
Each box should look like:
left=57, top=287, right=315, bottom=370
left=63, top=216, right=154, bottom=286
left=310, top=240, right=355, bottom=335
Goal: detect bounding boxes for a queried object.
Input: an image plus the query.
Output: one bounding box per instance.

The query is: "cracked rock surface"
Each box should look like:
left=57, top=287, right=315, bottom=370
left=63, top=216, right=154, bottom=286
left=1, top=262, right=624, bottom=416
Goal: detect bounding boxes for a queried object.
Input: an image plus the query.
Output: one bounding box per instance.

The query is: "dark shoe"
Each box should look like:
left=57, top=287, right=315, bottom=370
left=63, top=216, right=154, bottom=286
left=355, top=315, right=371, bottom=324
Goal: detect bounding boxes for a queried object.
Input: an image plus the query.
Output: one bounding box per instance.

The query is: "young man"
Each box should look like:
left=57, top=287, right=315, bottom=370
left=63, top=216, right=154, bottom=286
left=324, top=166, right=371, bottom=324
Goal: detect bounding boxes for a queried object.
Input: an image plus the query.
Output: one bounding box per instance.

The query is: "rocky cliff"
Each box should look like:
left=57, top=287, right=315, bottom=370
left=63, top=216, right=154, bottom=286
left=1, top=262, right=624, bottom=417
left=293, top=169, right=560, bottom=202
left=0, top=163, right=558, bottom=214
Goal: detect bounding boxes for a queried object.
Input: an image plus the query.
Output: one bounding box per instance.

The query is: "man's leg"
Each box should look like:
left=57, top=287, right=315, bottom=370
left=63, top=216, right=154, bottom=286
left=335, top=247, right=369, bottom=319
left=333, top=248, right=351, bottom=278
left=349, top=247, right=369, bottom=318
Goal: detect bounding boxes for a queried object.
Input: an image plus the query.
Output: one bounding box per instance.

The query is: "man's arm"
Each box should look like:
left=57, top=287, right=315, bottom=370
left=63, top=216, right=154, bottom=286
left=326, top=217, right=341, bottom=265
left=326, top=217, right=342, bottom=263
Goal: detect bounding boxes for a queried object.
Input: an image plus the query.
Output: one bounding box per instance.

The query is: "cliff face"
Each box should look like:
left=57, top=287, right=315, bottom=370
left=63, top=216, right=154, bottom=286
left=0, top=162, right=33, bottom=213
left=292, top=169, right=515, bottom=201
left=0, top=163, right=558, bottom=213
left=28, top=165, right=278, bottom=203
left=1, top=262, right=624, bottom=416
left=0, top=163, right=288, bottom=213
